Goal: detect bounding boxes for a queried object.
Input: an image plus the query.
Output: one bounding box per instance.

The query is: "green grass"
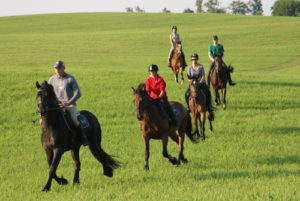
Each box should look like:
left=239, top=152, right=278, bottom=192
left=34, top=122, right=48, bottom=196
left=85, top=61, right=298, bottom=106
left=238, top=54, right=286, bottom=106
left=0, top=12, right=299, bottom=201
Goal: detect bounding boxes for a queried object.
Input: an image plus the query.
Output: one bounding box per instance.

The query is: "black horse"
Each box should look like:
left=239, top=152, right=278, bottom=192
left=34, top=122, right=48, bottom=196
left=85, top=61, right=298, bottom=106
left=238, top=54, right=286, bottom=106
left=36, top=81, right=119, bottom=191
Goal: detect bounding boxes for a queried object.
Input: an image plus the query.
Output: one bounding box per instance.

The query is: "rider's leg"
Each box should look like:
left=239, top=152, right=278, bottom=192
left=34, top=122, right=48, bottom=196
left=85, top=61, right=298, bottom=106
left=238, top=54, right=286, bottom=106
left=163, top=99, right=178, bottom=127
left=168, top=48, right=174, bottom=67
left=201, top=84, right=213, bottom=112
left=185, top=88, right=190, bottom=112
left=67, top=105, right=90, bottom=146
left=207, top=62, right=214, bottom=88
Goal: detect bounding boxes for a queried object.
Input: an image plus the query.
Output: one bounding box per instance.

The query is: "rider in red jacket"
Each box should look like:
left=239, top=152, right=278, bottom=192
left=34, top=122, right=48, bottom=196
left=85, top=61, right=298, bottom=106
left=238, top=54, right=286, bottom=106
left=145, top=64, right=178, bottom=127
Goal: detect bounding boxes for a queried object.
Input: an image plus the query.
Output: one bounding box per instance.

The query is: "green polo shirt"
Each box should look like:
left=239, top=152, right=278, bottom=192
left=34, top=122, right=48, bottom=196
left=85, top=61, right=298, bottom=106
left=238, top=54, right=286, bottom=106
left=208, top=44, right=224, bottom=58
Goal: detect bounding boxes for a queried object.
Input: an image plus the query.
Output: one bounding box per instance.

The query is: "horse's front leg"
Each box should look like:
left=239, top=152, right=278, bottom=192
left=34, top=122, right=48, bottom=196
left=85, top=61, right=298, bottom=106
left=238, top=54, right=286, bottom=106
left=221, top=88, right=227, bottom=110
left=71, top=148, right=81, bottom=184
left=177, top=131, right=187, bottom=165
left=42, top=148, right=65, bottom=192
left=162, top=135, right=177, bottom=165
left=180, top=68, right=184, bottom=84
left=175, top=72, right=179, bottom=83
left=142, top=135, right=150, bottom=170
left=214, top=89, right=220, bottom=105
left=199, top=112, right=206, bottom=140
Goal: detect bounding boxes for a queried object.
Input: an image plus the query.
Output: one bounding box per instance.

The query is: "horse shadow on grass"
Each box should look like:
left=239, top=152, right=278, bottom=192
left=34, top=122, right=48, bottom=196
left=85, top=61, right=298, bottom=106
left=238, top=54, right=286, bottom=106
left=269, top=127, right=300, bottom=135
left=260, top=155, right=300, bottom=166
left=240, top=81, right=300, bottom=88
left=192, top=168, right=299, bottom=181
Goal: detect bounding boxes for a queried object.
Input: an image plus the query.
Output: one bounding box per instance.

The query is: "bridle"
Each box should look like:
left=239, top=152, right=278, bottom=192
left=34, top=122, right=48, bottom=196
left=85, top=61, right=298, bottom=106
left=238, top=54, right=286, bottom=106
left=37, top=88, right=60, bottom=116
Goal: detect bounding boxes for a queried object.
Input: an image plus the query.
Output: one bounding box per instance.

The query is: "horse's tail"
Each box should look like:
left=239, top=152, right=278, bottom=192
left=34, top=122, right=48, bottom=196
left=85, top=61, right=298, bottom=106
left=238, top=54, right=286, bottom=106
left=185, top=114, right=199, bottom=143
left=89, top=142, right=120, bottom=177
left=81, top=110, right=120, bottom=177
left=228, top=64, right=234, bottom=73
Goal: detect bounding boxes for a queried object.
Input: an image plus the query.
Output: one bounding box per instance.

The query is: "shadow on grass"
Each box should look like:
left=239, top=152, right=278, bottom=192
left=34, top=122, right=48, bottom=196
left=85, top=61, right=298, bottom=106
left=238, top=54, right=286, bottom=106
left=261, top=155, right=300, bottom=166
left=270, top=127, right=300, bottom=135
left=239, top=81, right=300, bottom=87
left=192, top=168, right=300, bottom=181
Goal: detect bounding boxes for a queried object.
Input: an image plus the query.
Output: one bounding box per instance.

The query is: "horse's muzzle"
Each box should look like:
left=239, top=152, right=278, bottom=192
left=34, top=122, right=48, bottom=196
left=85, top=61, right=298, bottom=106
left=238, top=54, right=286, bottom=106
left=137, top=115, right=143, bottom=121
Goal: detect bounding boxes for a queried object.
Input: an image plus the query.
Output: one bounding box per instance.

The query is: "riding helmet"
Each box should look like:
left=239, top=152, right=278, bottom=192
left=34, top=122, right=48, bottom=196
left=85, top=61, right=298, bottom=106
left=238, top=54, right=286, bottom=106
left=213, top=35, right=218, bottom=40
left=148, top=64, right=159, bottom=72
left=172, top=26, right=177, bottom=30
left=54, top=60, right=65, bottom=68
left=191, top=53, right=199, bottom=60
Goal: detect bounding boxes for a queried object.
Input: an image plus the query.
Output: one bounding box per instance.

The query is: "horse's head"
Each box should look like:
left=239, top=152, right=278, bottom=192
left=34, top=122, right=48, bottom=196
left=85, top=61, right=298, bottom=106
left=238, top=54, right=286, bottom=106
left=189, top=79, right=201, bottom=97
left=36, top=81, right=58, bottom=116
left=131, top=83, right=151, bottom=121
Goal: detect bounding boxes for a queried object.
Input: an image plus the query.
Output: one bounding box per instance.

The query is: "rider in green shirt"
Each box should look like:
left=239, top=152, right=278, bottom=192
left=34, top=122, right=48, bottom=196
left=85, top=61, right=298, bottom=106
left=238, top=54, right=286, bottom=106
left=207, top=35, right=236, bottom=87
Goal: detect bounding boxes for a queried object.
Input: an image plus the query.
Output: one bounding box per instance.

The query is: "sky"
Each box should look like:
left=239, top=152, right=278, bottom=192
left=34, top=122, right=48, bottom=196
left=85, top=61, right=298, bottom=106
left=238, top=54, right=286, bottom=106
left=0, top=0, right=276, bottom=17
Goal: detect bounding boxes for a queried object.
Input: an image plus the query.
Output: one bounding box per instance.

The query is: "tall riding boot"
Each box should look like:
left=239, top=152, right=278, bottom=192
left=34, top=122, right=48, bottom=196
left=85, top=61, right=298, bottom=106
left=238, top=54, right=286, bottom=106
left=185, top=89, right=190, bottom=112
left=207, top=63, right=214, bottom=88
left=79, top=126, right=90, bottom=146
left=182, top=52, right=187, bottom=67
left=226, top=68, right=236, bottom=86
left=164, top=100, right=178, bottom=127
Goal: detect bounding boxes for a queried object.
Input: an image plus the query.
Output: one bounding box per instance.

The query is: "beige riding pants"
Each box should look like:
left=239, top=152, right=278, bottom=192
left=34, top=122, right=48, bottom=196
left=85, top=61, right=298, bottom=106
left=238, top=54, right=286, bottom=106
left=63, top=105, right=80, bottom=127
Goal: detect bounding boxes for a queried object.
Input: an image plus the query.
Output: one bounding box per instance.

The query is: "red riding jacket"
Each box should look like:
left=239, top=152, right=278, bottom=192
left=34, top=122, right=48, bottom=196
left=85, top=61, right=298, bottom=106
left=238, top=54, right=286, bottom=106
left=145, top=75, right=168, bottom=99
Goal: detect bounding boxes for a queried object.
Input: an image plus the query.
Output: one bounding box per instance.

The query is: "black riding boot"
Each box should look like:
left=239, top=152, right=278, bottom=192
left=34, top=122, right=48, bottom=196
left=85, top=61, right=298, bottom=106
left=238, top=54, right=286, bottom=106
left=163, top=100, right=178, bottom=127
left=200, top=84, right=213, bottom=112
left=77, top=115, right=90, bottom=146
left=182, top=52, right=187, bottom=67
left=226, top=68, right=236, bottom=86
left=78, top=126, right=90, bottom=146
left=185, top=89, right=190, bottom=112
left=207, top=63, right=214, bottom=88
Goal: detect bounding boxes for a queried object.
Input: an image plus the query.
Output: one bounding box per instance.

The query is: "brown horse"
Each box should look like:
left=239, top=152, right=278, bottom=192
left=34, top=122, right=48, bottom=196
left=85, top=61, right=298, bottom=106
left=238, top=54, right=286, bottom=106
left=132, top=84, right=198, bottom=170
left=170, top=41, right=186, bottom=84
left=36, top=81, right=119, bottom=191
left=188, top=80, right=214, bottom=140
left=209, top=56, right=233, bottom=109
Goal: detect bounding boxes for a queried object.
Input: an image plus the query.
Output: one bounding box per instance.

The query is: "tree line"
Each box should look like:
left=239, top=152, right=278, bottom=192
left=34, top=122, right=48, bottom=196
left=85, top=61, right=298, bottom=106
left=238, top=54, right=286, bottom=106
left=126, top=0, right=300, bottom=16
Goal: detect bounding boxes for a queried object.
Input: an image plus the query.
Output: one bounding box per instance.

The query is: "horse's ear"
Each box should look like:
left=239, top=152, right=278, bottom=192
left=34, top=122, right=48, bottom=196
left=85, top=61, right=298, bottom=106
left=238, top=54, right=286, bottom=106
left=43, top=80, right=48, bottom=85
left=36, top=81, right=41, bottom=89
left=131, top=87, right=136, bottom=94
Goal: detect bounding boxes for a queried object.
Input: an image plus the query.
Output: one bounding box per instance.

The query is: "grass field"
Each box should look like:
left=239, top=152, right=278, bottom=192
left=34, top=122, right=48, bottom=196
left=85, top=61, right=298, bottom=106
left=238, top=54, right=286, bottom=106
left=0, top=12, right=299, bottom=201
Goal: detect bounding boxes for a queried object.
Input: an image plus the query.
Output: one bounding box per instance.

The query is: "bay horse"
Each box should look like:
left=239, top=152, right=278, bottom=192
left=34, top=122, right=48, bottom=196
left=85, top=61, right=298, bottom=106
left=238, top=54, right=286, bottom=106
left=188, top=80, right=214, bottom=140
left=209, top=56, right=234, bottom=109
left=131, top=83, right=198, bottom=170
left=36, top=81, right=119, bottom=191
left=170, top=41, right=186, bottom=84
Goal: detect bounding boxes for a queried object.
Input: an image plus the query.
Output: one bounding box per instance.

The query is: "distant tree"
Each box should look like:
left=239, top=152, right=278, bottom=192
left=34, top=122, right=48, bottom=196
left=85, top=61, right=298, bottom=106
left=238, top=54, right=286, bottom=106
left=248, top=0, right=263, bottom=15
left=183, top=8, right=195, bottom=13
left=204, top=0, right=227, bottom=13
left=135, top=6, right=145, bottom=13
left=204, top=0, right=219, bottom=12
left=125, top=7, right=134, bottom=12
left=271, top=0, right=300, bottom=16
left=162, top=8, right=171, bottom=13
left=228, top=0, right=250, bottom=15
left=195, top=0, right=204, bottom=13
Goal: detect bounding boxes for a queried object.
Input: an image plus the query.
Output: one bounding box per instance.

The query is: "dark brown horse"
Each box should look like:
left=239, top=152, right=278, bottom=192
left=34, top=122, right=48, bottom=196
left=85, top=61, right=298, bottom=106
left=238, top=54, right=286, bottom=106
left=188, top=80, right=214, bottom=140
left=36, top=81, right=119, bottom=191
left=209, top=56, right=233, bottom=109
left=132, top=84, right=198, bottom=170
left=170, top=41, right=186, bottom=84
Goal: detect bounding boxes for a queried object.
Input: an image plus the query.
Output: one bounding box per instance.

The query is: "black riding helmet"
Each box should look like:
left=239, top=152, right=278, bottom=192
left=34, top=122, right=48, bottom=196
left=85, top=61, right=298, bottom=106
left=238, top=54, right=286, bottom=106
left=172, top=26, right=177, bottom=30
left=148, top=64, right=159, bottom=72
left=191, top=53, right=199, bottom=61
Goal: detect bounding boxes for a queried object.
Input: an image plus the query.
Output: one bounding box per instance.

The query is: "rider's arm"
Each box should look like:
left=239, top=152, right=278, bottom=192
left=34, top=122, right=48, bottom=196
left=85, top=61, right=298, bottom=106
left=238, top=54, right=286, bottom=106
left=67, top=77, right=81, bottom=105
left=169, top=35, right=173, bottom=46
left=159, top=79, right=166, bottom=98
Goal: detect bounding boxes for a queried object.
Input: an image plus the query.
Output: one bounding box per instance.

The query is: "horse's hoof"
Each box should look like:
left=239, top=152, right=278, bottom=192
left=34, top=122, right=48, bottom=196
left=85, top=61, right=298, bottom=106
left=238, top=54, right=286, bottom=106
left=144, top=166, right=149, bottom=171
left=223, top=105, right=227, bottom=110
left=73, top=179, right=80, bottom=185
left=42, top=187, right=50, bottom=192
left=170, top=157, right=177, bottom=165
left=182, top=158, right=188, bottom=163
left=58, top=177, right=68, bottom=185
